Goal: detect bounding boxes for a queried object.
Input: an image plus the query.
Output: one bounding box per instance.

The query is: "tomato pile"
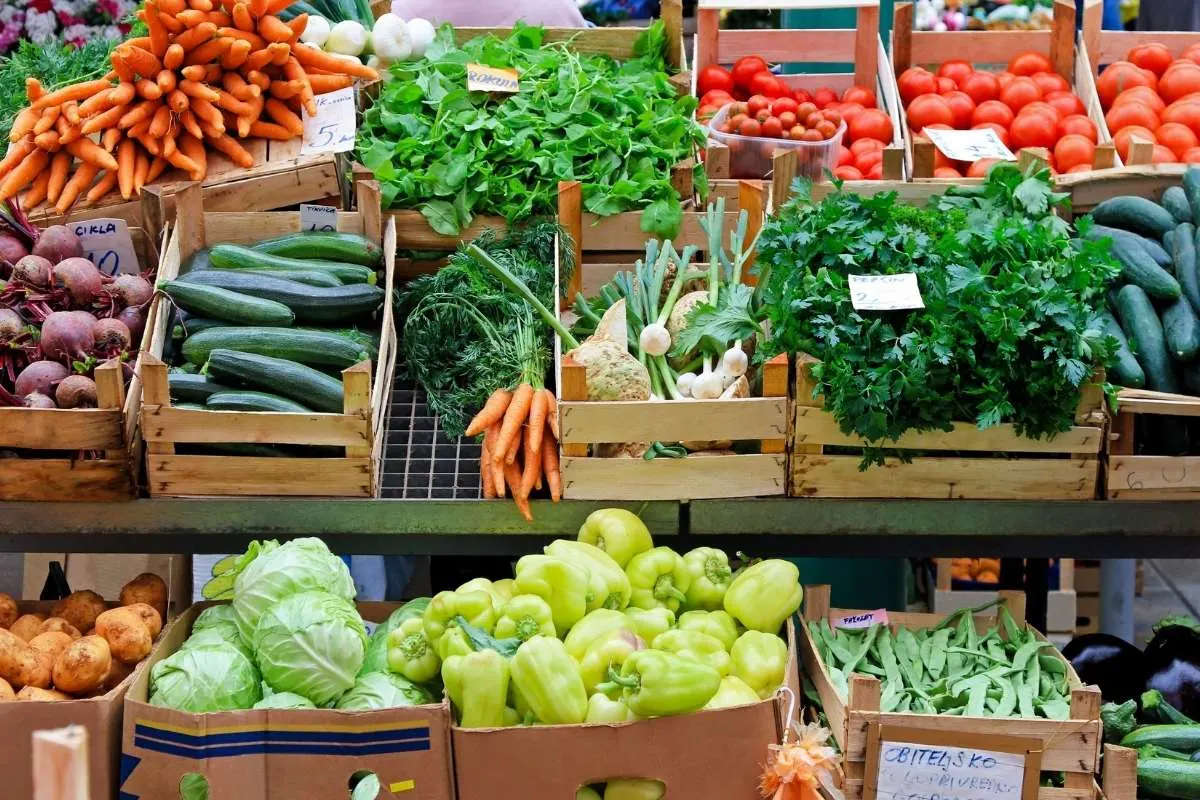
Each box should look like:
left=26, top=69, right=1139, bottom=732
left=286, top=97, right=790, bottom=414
left=697, top=56, right=895, bottom=180
left=1098, top=42, right=1200, bottom=165
left=898, top=50, right=1099, bottom=178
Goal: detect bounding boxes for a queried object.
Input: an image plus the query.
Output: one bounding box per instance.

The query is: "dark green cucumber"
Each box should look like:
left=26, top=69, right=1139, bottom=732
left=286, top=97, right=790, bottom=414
left=209, top=244, right=375, bottom=285
left=168, top=373, right=234, bottom=404
left=181, top=327, right=370, bottom=369
left=160, top=279, right=295, bottom=326
left=205, top=349, right=343, bottom=413
left=242, top=268, right=342, bottom=287
left=251, top=231, right=383, bottom=267
left=1184, top=166, right=1200, bottom=226
left=180, top=246, right=212, bottom=276
left=1162, top=296, right=1200, bottom=361
left=1122, top=725, right=1200, bottom=752
left=172, top=317, right=229, bottom=340
left=1166, top=228, right=1177, bottom=254
left=1087, top=225, right=1173, bottom=268
left=1164, top=186, right=1193, bottom=225
left=1100, top=309, right=1145, bottom=388
left=1092, top=195, right=1178, bottom=239
left=1111, top=236, right=1182, bottom=300
left=1185, top=224, right=1200, bottom=312
left=1137, top=757, right=1200, bottom=799
left=177, top=270, right=384, bottom=324
left=1116, top=284, right=1182, bottom=392
left=206, top=390, right=312, bottom=413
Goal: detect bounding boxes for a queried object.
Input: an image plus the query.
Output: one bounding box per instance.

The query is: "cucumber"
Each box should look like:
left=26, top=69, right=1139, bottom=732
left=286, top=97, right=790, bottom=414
left=1116, top=284, right=1182, bottom=392
left=1162, top=296, right=1200, bottom=361
left=1100, top=309, right=1145, bottom=388
left=209, top=244, right=375, bottom=285
left=242, top=268, right=342, bottom=287
left=206, top=390, right=312, bottom=413
left=172, top=317, right=229, bottom=340
left=1166, top=228, right=1177, bottom=254
left=1122, top=725, right=1200, bottom=752
left=1137, top=757, right=1200, bottom=799
left=1092, top=195, right=1178, bottom=239
left=1185, top=224, right=1200, bottom=312
left=1087, top=225, right=1173, bottom=268
left=160, top=280, right=295, bottom=326
left=177, top=270, right=384, bottom=324
left=168, top=373, right=234, bottom=404
left=205, top=349, right=344, bottom=413
left=181, top=327, right=370, bottom=369
left=251, top=231, right=383, bottom=267
left=1111, top=236, right=1182, bottom=300
left=180, top=246, right=212, bottom=276
left=1184, top=166, right=1200, bottom=226
left=1164, top=186, right=1193, bottom=224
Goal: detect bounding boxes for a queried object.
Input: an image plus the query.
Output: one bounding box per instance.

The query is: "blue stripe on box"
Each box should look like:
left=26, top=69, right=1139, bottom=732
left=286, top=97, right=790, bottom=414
left=133, top=736, right=432, bottom=759
left=134, top=723, right=432, bottom=746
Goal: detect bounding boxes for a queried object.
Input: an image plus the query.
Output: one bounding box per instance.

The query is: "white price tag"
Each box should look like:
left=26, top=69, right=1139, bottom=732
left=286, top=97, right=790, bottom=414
left=301, top=86, right=356, bottom=155
left=848, top=273, right=925, bottom=312
left=71, top=218, right=140, bottom=277
left=922, top=127, right=1016, bottom=163
left=870, top=735, right=1038, bottom=800
left=467, top=63, right=520, bottom=93
left=835, top=609, right=890, bottom=629
left=300, top=204, right=339, bottom=232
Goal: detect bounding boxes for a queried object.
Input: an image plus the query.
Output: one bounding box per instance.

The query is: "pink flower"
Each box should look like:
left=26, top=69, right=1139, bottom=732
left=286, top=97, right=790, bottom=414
left=56, top=10, right=81, bottom=25
left=96, top=0, right=120, bottom=18
left=29, top=0, right=53, bottom=12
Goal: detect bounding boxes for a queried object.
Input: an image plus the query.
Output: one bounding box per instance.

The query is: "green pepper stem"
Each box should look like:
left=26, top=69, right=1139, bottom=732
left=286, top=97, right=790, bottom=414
left=595, top=665, right=638, bottom=695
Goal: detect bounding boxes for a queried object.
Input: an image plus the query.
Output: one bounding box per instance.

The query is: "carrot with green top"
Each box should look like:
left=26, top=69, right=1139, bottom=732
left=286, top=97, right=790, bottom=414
left=494, top=382, right=533, bottom=464
left=465, top=389, right=512, bottom=438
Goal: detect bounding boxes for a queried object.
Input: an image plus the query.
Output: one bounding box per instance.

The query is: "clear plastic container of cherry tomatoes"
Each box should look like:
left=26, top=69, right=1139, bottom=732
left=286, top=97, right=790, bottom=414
left=707, top=104, right=846, bottom=180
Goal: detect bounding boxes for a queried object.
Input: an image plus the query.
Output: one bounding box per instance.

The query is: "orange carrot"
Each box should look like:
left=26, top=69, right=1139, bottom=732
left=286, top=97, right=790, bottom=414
left=179, top=80, right=220, bottom=103
left=136, top=134, right=161, bottom=156
left=247, top=120, right=291, bottom=140
left=217, top=26, right=266, bottom=49
left=120, top=46, right=162, bottom=79
left=158, top=11, right=185, bottom=33
left=163, top=44, right=185, bottom=70
left=0, top=149, right=50, bottom=201
left=244, top=69, right=270, bottom=91
left=178, top=134, right=207, bottom=179
left=67, top=138, right=120, bottom=171
left=80, top=103, right=128, bottom=134
left=102, top=128, right=122, bottom=152
left=159, top=0, right=185, bottom=11
left=178, top=65, right=204, bottom=83
left=243, top=48, right=276, bottom=72
left=178, top=9, right=208, bottom=26
left=189, top=97, right=225, bottom=131
left=264, top=97, right=302, bottom=136
left=83, top=169, right=118, bottom=206
left=268, top=80, right=300, bottom=99
left=270, top=41, right=291, bottom=66
left=54, top=112, right=71, bottom=136
left=145, top=1, right=168, bottom=56
left=46, top=151, right=71, bottom=205
left=57, top=124, right=82, bottom=146
left=250, top=0, right=267, bottom=16
left=116, top=139, right=136, bottom=199
left=117, top=99, right=159, bottom=130
left=265, top=0, right=294, bottom=12
left=257, top=14, right=293, bottom=43
left=162, top=132, right=177, bottom=158
left=127, top=118, right=153, bottom=139
left=207, top=10, right=233, bottom=26
left=127, top=36, right=153, bottom=50
left=285, top=13, right=307, bottom=40
left=519, top=437, right=542, bottom=500
left=25, top=77, right=44, bottom=102
left=32, top=107, right=59, bottom=136
left=215, top=89, right=253, bottom=115
left=542, top=388, right=560, bottom=442
left=166, top=147, right=202, bottom=180
left=466, top=389, right=512, bottom=438
left=108, top=81, right=137, bottom=107
left=0, top=139, right=35, bottom=180
left=136, top=78, right=163, bottom=100
left=230, top=2, right=253, bottom=31
left=483, top=423, right=505, bottom=498
left=146, top=105, right=171, bottom=140
left=526, top=388, right=547, bottom=463
left=188, top=0, right=214, bottom=10
left=77, top=87, right=117, bottom=117
left=184, top=36, right=232, bottom=65
left=221, top=38, right=251, bottom=70
left=542, top=433, right=561, bottom=502
left=9, top=109, right=39, bottom=143
left=32, top=79, right=112, bottom=110
left=55, top=162, right=98, bottom=213
left=33, top=129, right=60, bottom=151
left=207, top=133, right=255, bottom=167
left=133, top=150, right=151, bottom=193
left=495, top=383, right=533, bottom=464
left=174, top=23, right=217, bottom=52
left=203, top=64, right=222, bottom=82
left=481, top=437, right=496, bottom=498
left=167, top=90, right=190, bottom=113
left=293, top=43, right=379, bottom=80
left=506, top=459, right=532, bottom=521
left=110, top=51, right=135, bottom=82
left=179, top=109, right=204, bottom=140
left=307, top=73, right=353, bottom=95
left=283, top=57, right=316, bottom=115
left=503, top=426, right=522, bottom=465
left=146, top=156, right=169, bottom=182
left=222, top=71, right=258, bottom=100
left=23, top=171, right=50, bottom=209
left=61, top=101, right=80, bottom=126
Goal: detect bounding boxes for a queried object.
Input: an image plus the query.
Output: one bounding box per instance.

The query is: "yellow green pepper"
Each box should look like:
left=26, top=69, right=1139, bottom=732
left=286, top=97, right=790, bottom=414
left=510, top=636, right=588, bottom=724
left=423, top=589, right=496, bottom=645
left=730, top=630, right=788, bottom=699
left=508, top=677, right=536, bottom=724
left=676, top=610, right=739, bottom=651
left=651, top=629, right=731, bottom=676
left=502, top=706, right=520, bottom=727
left=436, top=626, right=474, bottom=660
left=386, top=616, right=440, bottom=684
left=622, top=607, right=674, bottom=645
left=563, top=609, right=629, bottom=661
left=580, top=629, right=646, bottom=694
left=456, top=577, right=508, bottom=608
left=546, top=539, right=632, bottom=610
left=492, top=578, right=515, bottom=603
left=442, top=649, right=509, bottom=728
left=493, top=594, right=557, bottom=641
left=626, top=546, right=691, bottom=613
left=604, top=780, right=665, bottom=800
left=585, top=692, right=635, bottom=723
left=681, top=547, right=733, bottom=611
left=596, top=650, right=720, bottom=717
left=703, top=675, right=762, bottom=709
left=723, top=559, right=802, bottom=633
left=514, top=554, right=591, bottom=632
left=577, top=508, right=654, bottom=568
left=577, top=787, right=603, bottom=800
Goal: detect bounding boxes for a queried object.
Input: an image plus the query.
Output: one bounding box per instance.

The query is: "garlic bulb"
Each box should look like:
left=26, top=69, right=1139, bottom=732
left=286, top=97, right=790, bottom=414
left=639, top=323, right=671, bottom=357
left=721, top=342, right=748, bottom=377
left=676, top=372, right=696, bottom=398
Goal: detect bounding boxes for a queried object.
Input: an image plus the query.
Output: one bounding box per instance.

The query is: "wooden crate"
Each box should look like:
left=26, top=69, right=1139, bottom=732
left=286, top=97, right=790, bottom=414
left=790, top=354, right=1107, bottom=499
left=0, top=227, right=160, bottom=501
left=933, top=559, right=1078, bottom=634
left=893, top=0, right=1117, bottom=181
left=553, top=182, right=788, bottom=500
left=1103, top=388, right=1200, bottom=500
left=800, top=584, right=1104, bottom=800
left=1058, top=163, right=1185, bottom=213
left=138, top=182, right=396, bottom=498
left=693, top=0, right=906, bottom=189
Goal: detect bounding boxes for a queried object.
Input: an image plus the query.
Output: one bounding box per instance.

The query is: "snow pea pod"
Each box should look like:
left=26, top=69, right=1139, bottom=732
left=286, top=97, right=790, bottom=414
left=1013, top=639, right=1053, bottom=672
left=928, top=629, right=951, bottom=679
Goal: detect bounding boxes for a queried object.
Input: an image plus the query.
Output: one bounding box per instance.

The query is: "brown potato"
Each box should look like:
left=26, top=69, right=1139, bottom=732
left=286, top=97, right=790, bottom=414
left=0, top=677, right=14, bottom=701
left=52, top=635, right=110, bottom=695
left=100, top=657, right=134, bottom=692
left=121, top=603, right=162, bottom=638
left=0, top=628, right=51, bottom=689
left=95, top=608, right=152, bottom=665
left=17, top=686, right=71, bottom=701
left=0, top=594, right=17, bottom=629
left=119, top=573, right=167, bottom=621
left=29, top=632, right=73, bottom=674
left=39, top=617, right=81, bottom=639
left=10, top=614, right=45, bottom=642
left=51, top=591, right=106, bottom=634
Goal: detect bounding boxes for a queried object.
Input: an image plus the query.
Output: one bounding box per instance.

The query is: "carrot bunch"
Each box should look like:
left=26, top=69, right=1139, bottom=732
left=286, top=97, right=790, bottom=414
left=466, top=383, right=562, bottom=522
left=0, top=0, right=378, bottom=214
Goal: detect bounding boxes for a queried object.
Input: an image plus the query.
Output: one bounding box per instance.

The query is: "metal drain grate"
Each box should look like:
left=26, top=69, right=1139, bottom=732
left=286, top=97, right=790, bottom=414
left=381, top=373, right=483, bottom=500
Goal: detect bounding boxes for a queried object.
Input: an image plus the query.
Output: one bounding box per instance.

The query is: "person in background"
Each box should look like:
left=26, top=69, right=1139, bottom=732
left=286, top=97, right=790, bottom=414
left=1136, top=0, right=1200, bottom=31
left=389, top=0, right=587, bottom=27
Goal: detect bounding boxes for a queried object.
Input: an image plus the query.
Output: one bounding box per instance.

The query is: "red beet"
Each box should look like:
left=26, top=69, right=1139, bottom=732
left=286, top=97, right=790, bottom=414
left=93, top=317, right=131, bottom=355
left=23, top=392, right=56, bottom=409
left=111, top=274, right=153, bottom=307
left=0, top=308, right=21, bottom=339
left=55, top=374, right=97, bottom=408
left=0, top=233, right=28, bottom=275
left=39, top=311, right=96, bottom=363
left=14, top=360, right=68, bottom=397
left=53, top=258, right=103, bottom=306
left=115, top=305, right=145, bottom=344
left=32, top=226, right=83, bottom=264
left=13, top=255, right=52, bottom=287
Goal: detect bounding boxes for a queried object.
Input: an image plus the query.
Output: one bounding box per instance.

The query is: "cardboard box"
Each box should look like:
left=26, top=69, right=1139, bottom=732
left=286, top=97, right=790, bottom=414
left=120, top=603, right=454, bottom=800
left=451, top=619, right=800, bottom=800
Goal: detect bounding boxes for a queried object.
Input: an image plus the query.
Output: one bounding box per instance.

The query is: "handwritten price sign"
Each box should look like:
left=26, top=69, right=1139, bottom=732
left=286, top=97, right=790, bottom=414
left=466, top=63, right=520, bottom=93
left=300, top=204, right=338, bottom=232
left=72, top=218, right=139, bottom=277
left=864, top=727, right=1043, bottom=800
left=301, top=86, right=356, bottom=155
left=922, top=127, right=1016, bottom=163
left=848, top=273, right=925, bottom=312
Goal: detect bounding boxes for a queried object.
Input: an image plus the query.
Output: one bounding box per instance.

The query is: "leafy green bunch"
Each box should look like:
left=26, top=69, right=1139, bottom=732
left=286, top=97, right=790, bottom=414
left=358, top=22, right=705, bottom=238
left=0, top=40, right=116, bottom=142
left=757, top=164, right=1119, bottom=467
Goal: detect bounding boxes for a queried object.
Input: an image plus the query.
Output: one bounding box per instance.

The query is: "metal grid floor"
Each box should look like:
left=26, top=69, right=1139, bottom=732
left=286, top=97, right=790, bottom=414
left=381, top=375, right=483, bottom=500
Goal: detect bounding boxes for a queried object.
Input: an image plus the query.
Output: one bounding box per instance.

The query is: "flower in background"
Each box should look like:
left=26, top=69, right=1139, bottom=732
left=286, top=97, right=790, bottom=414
left=1, top=0, right=132, bottom=54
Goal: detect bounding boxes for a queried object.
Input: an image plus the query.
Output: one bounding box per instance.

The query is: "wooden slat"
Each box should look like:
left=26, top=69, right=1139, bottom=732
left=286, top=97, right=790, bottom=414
left=142, top=406, right=371, bottom=447
left=204, top=211, right=365, bottom=242
left=911, top=30, right=1054, bottom=67
left=0, top=459, right=133, bottom=502
left=1091, top=30, right=1200, bottom=65
left=146, top=455, right=374, bottom=497
left=560, top=454, right=785, bottom=500
left=559, top=181, right=584, bottom=306
left=0, top=408, right=124, bottom=450
left=716, top=29, right=858, bottom=65
left=1101, top=745, right=1138, bottom=800
left=452, top=26, right=643, bottom=60
left=1059, top=165, right=1181, bottom=211
left=387, top=210, right=507, bottom=250
left=560, top=397, right=786, bottom=444
left=1108, top=455, right=1200, bottom=493
left=580, top=211, right=742, bottom=252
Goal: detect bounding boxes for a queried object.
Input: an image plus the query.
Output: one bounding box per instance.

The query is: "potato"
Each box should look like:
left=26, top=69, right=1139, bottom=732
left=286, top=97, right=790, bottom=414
left=0, top=628, right=51, bottom=689
left=52, top=636, right=110, bottom=695
left=29, top=632, right=73, bottom=674
left=120, top=573, right=167, bottom=621
left=100, top=657, right=134, bottom=692
left=51, top=590, right=106, bottom=634
left=0, top=677, right=14, bottom=701
left=17, top=686, right=71, bottom=701
left=10, top=613, right=45, bottom=642
left=39, top=617, right=81, bottom=639
left=0, top=593, right=17, bottom=629
left=95, top=608, right=152, bottom=665
left=121, top=602, right=162, bottom=638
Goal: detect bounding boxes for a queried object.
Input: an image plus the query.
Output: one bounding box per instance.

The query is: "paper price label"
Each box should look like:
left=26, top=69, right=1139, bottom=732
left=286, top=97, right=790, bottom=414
left=72, top=218, right=140, bottom=277
left=300, top=204, right=339, bottom=232
left=301, top=86, right=356, bottom=155
left=922, top=127, right=1016, bottom=163
left=849, top=273, right=925, bottom=312
left=467, top=63, right=520, bottom=93
left=866, top=728, right=1042, bottom=800
left=835, top=609, right=890, bottom=629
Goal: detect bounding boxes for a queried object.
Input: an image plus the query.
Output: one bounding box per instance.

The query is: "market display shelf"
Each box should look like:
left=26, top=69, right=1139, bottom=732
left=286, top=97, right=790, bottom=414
left=381, top=377, right=483, bottom=501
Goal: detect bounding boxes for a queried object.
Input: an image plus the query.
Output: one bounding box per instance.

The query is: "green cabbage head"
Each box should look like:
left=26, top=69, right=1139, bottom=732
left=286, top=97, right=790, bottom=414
left=335, top=671, right=434, bottom=711
left=233, top=537, right=356, bottom=643
left=150, top=642, right=261, bottom=712
left=253, top=691, right=317, bottom=710
left=253, top=590, right=367, bottom=706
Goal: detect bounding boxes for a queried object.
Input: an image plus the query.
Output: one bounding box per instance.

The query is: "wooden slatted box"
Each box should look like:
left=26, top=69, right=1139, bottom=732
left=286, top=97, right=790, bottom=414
left=933, top=559, right=1078, bottom=637
left=138, top=181, right=396, bottom=497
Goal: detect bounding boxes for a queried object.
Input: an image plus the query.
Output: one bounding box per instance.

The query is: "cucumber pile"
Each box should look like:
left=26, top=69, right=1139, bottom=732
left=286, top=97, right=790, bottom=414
left=160, top=231, right=385, bottom=417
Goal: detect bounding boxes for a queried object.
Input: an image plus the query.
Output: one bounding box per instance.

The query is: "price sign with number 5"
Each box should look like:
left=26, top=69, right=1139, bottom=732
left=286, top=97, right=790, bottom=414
left=302, top=87, right=356, bottom=155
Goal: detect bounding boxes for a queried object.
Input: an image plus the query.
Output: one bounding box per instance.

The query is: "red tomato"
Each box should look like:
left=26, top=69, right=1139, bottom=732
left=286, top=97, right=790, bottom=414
left=732, top=56, right=769, bottom=91
left=848, top=108, right=894, bottom=144
left=1159, top=62, right=1200, bottom=104
left=1009, top=113, right=1058, bottom=150
left=972, top=122, right=1011, bottom=147
left=697, top=65, right=734, bottom=97
left=838, top=102, right=866, bottom=122
left=837, top=146, right=855, bottom=166
left=967, top=158, right=1001, bottom=178
left=746, top=95, right=770, bottom=116
left=937, top=60, right=974, bottom=89
left=1106, top=102, right=1160, bottom=133
left=856, top=149, right=884, bottom=174
left=972, top=99, right=1016, bottom=129
left=1030, top=71, right=1070, bottom=96
left=834, top=165, right=864, bottom=180
left=1045, top=91, right=1086, bottom=117
left=960, top=72, right=1001, bottom=105
left=1158, top=122, right=1199, bottom=159
left=1113, top=125, right=1157, bottom=160
left=1153, top=143, right=1178, bottom=163
left=755, top=108, right=772, bottom=122
left=842, top=85, right=876, bottom=108
left=1000, top=77, right=1042, bottom=113
left=1163, top=101, right=1200, bottom=139
left=789, top=125, right=806, bottom=139
left=996, top=71, right=1017, bottom=89
left=1097, top=61, right=1158, bottom=109
left=934, top=166, right=963, bottom=178
left=1128, top=43, right=1173, bottom=77
left=1114, top=85, right=1166, bottom=115
left=779, top=111, right=798, bottom=129
left=698, top=104, right=721, bottom=120
left=793, top=88, right=813, bottom=104
left=942, top=91, right=977, bottom=129
left=908, top=93, right=955, bottom=130
left=1066, top=163, right=1092, bottom=173
left=1057, top=114, right=1098, bottom=143
left=749, top=71, right=787, bottom=98
left=1183, top=146, right=1200, bottom=163
left=866, top=163, right=884, bottom=179
left=1009, top=51, right=1054, bottom=76
left=729, top=113, right=749, bottom=129
left=761, top=116, right=783, bottom=138
left=814, top=87, right=839, bottom=108
left=771, top=97, right=798, bottom=116
left=1054, top=134, right=1096, bottom=171
left=804, top=111, right=824, bottom=128
left=739, top=118, right=761, bottom=137
left=936, top=77, right=957, bottom=94
left=898, top=67, right=938, bottom=106
left=821, top=108, right=843, bottom=127
left=800, top=129, right=823, bottom=142
left=700, top=90, right=734, bottom=108
left=851, top=138, right=884, bottom=155
left=815, top=120, right=838, bottom=139
left=1020, top=101, right=1062, bottom=123
left=795, top=102, right=818, bottom=121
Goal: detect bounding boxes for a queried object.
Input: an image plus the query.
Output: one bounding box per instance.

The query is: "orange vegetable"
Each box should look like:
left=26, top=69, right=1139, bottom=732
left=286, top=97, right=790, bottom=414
left=519, top=436, right=542, bottom=501
left=179, top=80, right=220, bottom=103
left=495, top=383, right=533, bottom=465
left=162, top=132, right=177, bottom=159
left=257, top=14, right=293, bottom=43
left=506, top=460, right=531, bottom=521
left=22, top=171, right=50, bottom=210
left=102, top=128, right=122, bottom=152
left=166, top=147, right=202, bottom=181
left=269, top=41, right=290, bottom=66
left=32, top=79, right=112, bottom=110
left=168, top=90, right=190, bottom=113
left=149, top=105, right=173, bottom=138
left=178, top=65, right=205, bottom=83
left=174, top=22, right=217, bottom=52
left=292, top=43, right=379, bottom=80
left=250, top=0, right=267, bottom=16
left=189, top=97, right=225, bottom=132
left=221, top=38, right=252, bottom=70
left=466, top=390, right=513, bottom=438
left=188, top=0, right=214, bottom=10
left=84, top=169, right=118, bottom=207
left=25, top=78, right=45, bottom=102
left=146, top=156, right=169, bottom=182
left=55, top=162, right=99, bottom=213
left=80, top=103, right=128, bottom=135
left=117, top=138, right=136, bottom=199
left=33, top=108, right=60, bottom=136
left=216, top=89, right=254, bottom=116
left=307, top=74, right=353, bottom=94
left=163, top=44, right=185, bottom=71
left=179, top=133, right=207, bottom=178
left=135, top=78, right=163, bottom=100
left=109, top=81, right=137, bottom=107
left=127, top=118, right=153, bottom=139
left=231, top=2, right=253, bottom=31
left=0, top=149, right=50, bottom=201
left=207, top=133, right=255, bottom=168
left=66, top=138, right=120, bottom=171
left=145, top=2, right=169, bottom=57
left=77, top=87, right=118, bottom=117
left=243, top=48, right=276, bottom=72
left=158, top=0, right=185, bottom=13
left=158, top=11, right=185, bottom=34
left=117, top=99, right=159, bottom=130
left=9, top=109, right=39, bottom=143
left=179, top=109, right=204, bottom=140
left=247, top=120, right=292, bottom=140
left=207, top=10, right=233, bottom=26
left=110, top=50, right=135, bottom=82
left=526, top=389, right=547, bottom=464
left=217, top=26, right=266, bottom=49
left=481, top=437, right=496, bottom=498
left=244, top=69, right=270, bottom=91
left=285, top=13, right=307, bottom=40
left=268, top=80, right=301, bottom=99
left=542, top=433, right=561, bottom=503
left=33, top=130, right=60, bottom=152
left=177, top=9, right=208, bottom=26
left=265, top=0, right=294, bottom=12
left=185, top=36, right=232, bottom=66
left=136, top=134, right=161, bottom=156
left=222, top=71, right=259, bottom=101
left=57, top=123, right=82, bottom=146
left=283, top=57, right=316, bottom=115
left=542, top=389, right=559, bottom=443
left=120, top=46, right=163, bottom=79
left=133, top=150, right=151, bottom=193
left=46, top=152, right=71, bottom=205
left=0, top=139, right=35, bottom=180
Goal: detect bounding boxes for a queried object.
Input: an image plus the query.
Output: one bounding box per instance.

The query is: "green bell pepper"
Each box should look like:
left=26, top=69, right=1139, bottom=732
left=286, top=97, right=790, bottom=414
left=723, top=559, right=802, bottom=633
left=423, top=589, right=496, bottom=645
left=457, top=577, right=508, bottom=608
left=626, top=547, right=691, bottom=613
left=652, top=629, right=731, bottom=676
left=577, top=788, right=603, bottom=800
left=442, top=654, right=464, bottom=709
left=444, top=649, right=509, bottom=728
left=546, top=539, right=632, bottom=610
left=437, top=626, right=474, bottom=660
left=704, top=675, right=762, bottom=709
left=681, top=547, right=733, bottom=611
left=577, top=508, right=654, bottom=568
left=597, top=650, right=721, bottom=717
left=514, top=554, right=591, bottom=632
left=730, top=630, right=788, bottom=699
left=604, top=780, right=665, bottom=800
left=493, top=594, right=557, bottom=641
left=623, top=607, right=674, bottom=645
left=563, top=609, right=630, bottom=662
left=580, top=629, right=646, bottom=694
left=585, top=692, right=635, bottom=723
left=386, top=616, right=440, bottom=684
left=508, top=677, right=536, bottom=724
left=492, top=578, right=515, bottom=603
left=510, top=636, right=588, bottom=724
left=676, top=610, right=739, bottom=651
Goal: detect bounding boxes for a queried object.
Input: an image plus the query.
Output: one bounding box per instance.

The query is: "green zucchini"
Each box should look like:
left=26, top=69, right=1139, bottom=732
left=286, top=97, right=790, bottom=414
left=1143, top=690, right=1198, bottom=726
left=1162, top=296, right=1200, bottom=361
left=1136, top=756, right=1200, bottom=798
left=1111, top=236, right=1182, bottom=300
left=1184, top=166, right=1200, bottom=226
left=1087, top=225, right=1173, bottom=268
left=172, top=317, right=229, bottom=340
left=1100, top=309, right=1145, bottom=388
left=160, top=280, right=295, bottom=326
left=242, top=268, right=342, bottom=287
left=177, top=270, right=384, bottom=324
left=206, top=390, right=312, bottom=413
left=181, top=327, right=370, bottom=369
left=1166, top=228, right=1177, bottom=254
left=180, top=246, right=212, bottom=276
left=1185, top=224, right=1200, bottom=312
left=168, top=373, right=234, bottom=404
left=1116, top=284, right=1182, bottom=393
left=1122, top=725, right=1200, bottom=752
left=251, top=231, right=383, bottom=267
left=1092, top=195, right=1178, bottom=239
left=205, top=349, right=344, bottom=413
left=209, top=244, right=375, bottom=285
left=1164, top=186, right=1193, bottom=225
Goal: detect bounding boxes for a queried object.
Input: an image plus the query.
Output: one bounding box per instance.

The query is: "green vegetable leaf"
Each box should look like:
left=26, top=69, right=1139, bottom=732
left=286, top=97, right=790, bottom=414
left=454, top=615, right=522, bottom=658
left=420, top=200, right=461, bottom=236
left=641, top=198, right=683, bottom=238
left=670, top=283, right=760, bottom=356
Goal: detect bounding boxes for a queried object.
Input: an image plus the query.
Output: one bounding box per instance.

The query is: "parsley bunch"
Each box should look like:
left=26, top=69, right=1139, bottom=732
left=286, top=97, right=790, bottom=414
left=757, top=165, right=1118, bottom=467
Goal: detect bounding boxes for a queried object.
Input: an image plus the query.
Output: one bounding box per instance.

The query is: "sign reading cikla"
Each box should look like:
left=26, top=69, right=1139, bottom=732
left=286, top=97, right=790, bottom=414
left=864, top=726, right=1043, bottom=800
left=467, top=63, right=520, bottom=93
left=71, top=218, right=140, bottom=277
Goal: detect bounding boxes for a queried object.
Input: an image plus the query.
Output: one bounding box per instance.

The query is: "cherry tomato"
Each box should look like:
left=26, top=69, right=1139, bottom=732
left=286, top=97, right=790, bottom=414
left=729, top=113, right=749, bottom=129
left=795, top=102, right=818, bottom=121
left=746, top=95, right=770, bottom=117
left=821, top=108, right=843, bottom=127
left=838, top=102, right=866, bottom=122
left=739, top=118, right=761, bottom=137
left=800, top=129, right=824, bottom=142
left=697, top=65, right=734, bottom=97
left=1044, top=90, right=1085, bottom=118
left=805, top=111, right=824, bottom=128
left=972, top=99, right=1015, bottom=128
left=756, top=108, right=771, bottom=122
left=749, top=71, right=787, bottom=98
left=778, top=111, right=797, bottom=129
left=761, top=116, right=784, bottom=138
left=770, top=97, right=798, bottom=117
left=732, top=56, right=769, bottom=91
left=1009, top=50, right=1054, bottom=76
left=814, top=87, right=839, bottom=108
left=816, top=120, right=838, bottom=139
left=790, top=125, right=806, bottom=139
